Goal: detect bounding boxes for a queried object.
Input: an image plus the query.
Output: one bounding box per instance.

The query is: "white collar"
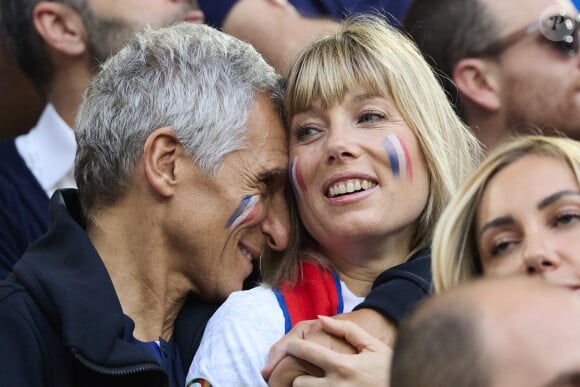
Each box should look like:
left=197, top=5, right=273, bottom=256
left=15, top=103, right=77, bottom=195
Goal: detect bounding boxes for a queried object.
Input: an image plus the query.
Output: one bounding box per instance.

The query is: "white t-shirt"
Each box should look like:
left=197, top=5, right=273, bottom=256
left=186, top=282, right=364, bottom=387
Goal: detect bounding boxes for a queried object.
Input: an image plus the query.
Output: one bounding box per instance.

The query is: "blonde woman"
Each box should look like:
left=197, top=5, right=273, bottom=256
left=433, top=135, right=580, bottom=293
left=186, top=14, right=481, bottom=386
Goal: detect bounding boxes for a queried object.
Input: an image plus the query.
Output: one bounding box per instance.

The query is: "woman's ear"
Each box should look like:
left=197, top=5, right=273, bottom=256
left=452, top=58, right=501, bottom=112
left=33, top=1, right=87, bottom=56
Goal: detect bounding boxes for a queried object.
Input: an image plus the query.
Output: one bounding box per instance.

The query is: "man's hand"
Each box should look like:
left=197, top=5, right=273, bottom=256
left=263, top=317, right=355, bottom=386
left=285, top=316, right=392, bottom=386
left=262, top=317, right=356, bottom=383
left=262, top=309, right=396, bottom=385
left=266, top=355, right=324, bottom=387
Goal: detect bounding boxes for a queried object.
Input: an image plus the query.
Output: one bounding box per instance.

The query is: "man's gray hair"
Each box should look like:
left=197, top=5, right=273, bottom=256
left=74, top=22, right=283, bottom=213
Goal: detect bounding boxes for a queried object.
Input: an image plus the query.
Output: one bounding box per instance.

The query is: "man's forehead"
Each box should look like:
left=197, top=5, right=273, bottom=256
left=483, top=283, right=576, bottom=328
left=247, top=126, right=287, bottom=156
left=246, top=97, right=286, bottom=143
left=246, top=135, right=288, bottom=177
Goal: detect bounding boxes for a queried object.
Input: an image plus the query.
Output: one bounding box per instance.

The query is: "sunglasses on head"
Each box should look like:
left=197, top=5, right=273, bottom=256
left=469, top=13, right=579, bottom=57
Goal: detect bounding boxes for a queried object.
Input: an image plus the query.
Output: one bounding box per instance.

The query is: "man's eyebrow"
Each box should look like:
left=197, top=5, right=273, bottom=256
left=259, top=168, right=287, bottom=182
left=537, top=190, right=580, bottom=210
left=479, top=216, right=514, bottom=237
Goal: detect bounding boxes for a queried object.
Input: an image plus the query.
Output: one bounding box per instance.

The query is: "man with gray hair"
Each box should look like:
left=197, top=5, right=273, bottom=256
left=0, top=22, right=290, bottom=386
left=404, top=0, right=580, bottom=151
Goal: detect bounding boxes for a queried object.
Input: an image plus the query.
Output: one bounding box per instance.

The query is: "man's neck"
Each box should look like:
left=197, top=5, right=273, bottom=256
left=87, top=204, right=190, bottom=342
left=47, top=62, right=93, bottom=129
left=49, top=96, right=82, bottom=130
left=465, top=110, right=510, bottom=153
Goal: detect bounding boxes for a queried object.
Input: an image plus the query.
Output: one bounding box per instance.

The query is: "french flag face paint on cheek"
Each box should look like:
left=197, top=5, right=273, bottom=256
left=290, top=156, right=308, bottom=196
left=382, top=134, right=413, bottom=180
left=225, top=195, right=260, bottom=229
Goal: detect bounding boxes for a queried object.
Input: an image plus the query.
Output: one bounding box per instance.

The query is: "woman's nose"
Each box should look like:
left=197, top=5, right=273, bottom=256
left=325, top=126, right=358, bottom=163
left=522, top=240, right=561, bottom=275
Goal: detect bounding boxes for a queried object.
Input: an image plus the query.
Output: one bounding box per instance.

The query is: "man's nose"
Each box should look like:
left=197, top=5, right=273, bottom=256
left=261, top=191, right=290, bottom=251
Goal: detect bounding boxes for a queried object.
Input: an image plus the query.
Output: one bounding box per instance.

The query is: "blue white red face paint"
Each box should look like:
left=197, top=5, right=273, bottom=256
left=382, top=134, right=413, bottom=180
left=225, top=195, right=259, bottom=229
left=290, top=156, right=308, bottom=196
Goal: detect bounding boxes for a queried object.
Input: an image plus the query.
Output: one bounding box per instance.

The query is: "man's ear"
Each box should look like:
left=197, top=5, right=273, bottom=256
left=453, top=58, right=501, bottom=112
left=143, top=127, right=181, bottom=198
left=33, top=1, right=87, bottom=56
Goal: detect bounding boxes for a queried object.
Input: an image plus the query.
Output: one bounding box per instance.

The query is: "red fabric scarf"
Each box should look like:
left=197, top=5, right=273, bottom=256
left=274, top=261, right=343, bottom=333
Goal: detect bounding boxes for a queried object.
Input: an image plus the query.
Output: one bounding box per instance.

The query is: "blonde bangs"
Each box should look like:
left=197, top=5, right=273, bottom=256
left=285, top=33, right=390, bottom=121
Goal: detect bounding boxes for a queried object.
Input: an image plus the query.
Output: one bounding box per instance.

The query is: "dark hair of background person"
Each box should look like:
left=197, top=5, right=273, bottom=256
left=390, top=299, right=489, bottom=387
left=0, top=5, right=44, bottom=141
left=402, top=0, right=500, bottom=119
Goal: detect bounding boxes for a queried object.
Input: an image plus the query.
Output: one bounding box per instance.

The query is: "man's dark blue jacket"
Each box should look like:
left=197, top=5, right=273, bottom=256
left=0, top=190, right=181, bottom=386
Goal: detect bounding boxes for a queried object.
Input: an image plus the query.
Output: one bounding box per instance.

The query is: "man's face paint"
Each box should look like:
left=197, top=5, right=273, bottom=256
left=382, top=134, right=413, bottom=180
left=225, top=195, right=260, bottom=229
left=290, top=156, right=308, bottom=196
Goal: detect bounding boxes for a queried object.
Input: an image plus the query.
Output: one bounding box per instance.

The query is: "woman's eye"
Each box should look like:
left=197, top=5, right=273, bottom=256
left=490, top=240, right=514, bottom=257
left=555, top=213, right=580, bottom=227
left=358, top=112, right=385, bottom=124
left=293, top=125, right=319, bottom=141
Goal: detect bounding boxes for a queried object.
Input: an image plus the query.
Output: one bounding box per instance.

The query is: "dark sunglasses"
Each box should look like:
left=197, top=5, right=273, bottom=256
left=469, top=13, right=580, bottom=57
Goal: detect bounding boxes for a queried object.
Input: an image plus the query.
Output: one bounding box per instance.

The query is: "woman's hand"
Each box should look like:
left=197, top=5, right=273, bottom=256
left=268, top=315, right=392, bottom=386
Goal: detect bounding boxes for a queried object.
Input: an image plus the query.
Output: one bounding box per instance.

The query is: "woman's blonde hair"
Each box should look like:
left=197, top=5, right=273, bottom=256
left=262, top=14, right=482, bottom=286
left=432, top=135, right=580, bottom=293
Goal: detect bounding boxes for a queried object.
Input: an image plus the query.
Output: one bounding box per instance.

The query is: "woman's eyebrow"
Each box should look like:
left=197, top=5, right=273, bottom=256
left=479, top=216, right=514, bottom=237
left=537, top=190, right=580, bottom=210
